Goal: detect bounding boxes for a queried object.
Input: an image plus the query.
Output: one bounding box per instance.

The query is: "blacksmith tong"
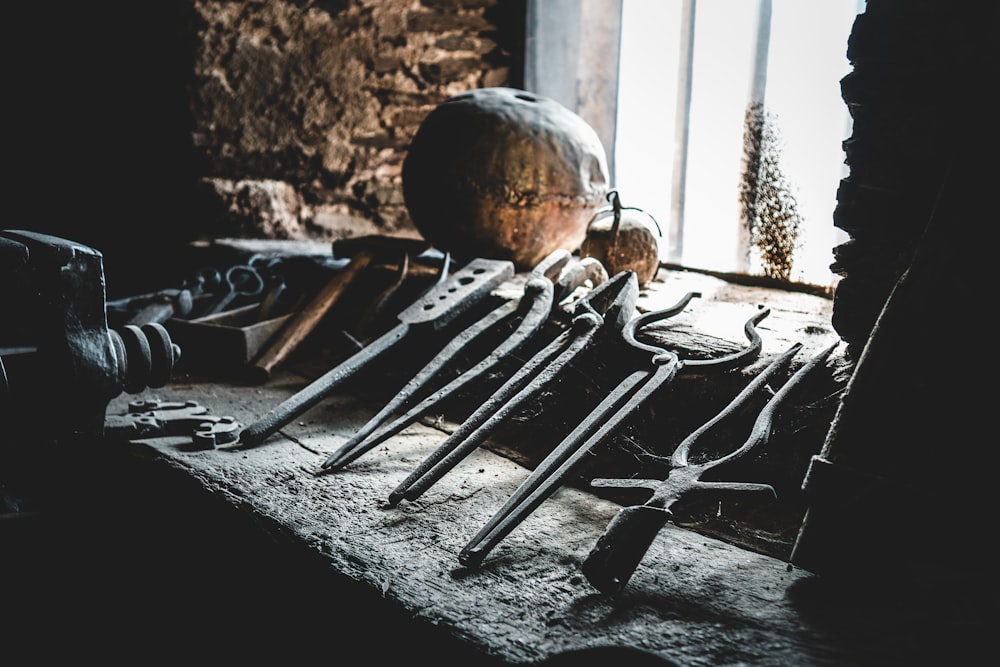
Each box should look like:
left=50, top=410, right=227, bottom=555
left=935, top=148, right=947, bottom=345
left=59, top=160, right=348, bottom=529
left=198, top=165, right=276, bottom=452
left=385, top=268, right=641, bottom=506
left=320, top=249, right=608, bottom=471
left=581, top=339, right=840, bottom=593
left=457, top=292, right=772, bottom=567
left=238, top=256, right=515, bottom=447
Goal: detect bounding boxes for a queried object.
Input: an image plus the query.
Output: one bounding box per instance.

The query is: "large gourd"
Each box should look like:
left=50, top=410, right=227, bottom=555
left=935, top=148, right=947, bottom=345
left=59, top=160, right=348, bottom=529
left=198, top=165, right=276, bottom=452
left=402, top=87, right=610, bottom=271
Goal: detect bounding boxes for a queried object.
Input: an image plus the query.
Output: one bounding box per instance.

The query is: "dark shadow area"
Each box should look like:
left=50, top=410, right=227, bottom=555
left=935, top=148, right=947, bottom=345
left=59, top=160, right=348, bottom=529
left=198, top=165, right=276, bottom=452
left=7, top=2, right=205, bottom=299
left=0, top=436, right=510, bottom=664
left=784, top=572, right=993, bottom=666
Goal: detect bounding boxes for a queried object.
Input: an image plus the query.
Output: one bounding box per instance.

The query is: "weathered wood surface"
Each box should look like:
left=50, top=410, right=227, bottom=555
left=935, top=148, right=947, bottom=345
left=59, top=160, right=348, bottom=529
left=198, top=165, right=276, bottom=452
left=101, top=270, right=984, bottom=665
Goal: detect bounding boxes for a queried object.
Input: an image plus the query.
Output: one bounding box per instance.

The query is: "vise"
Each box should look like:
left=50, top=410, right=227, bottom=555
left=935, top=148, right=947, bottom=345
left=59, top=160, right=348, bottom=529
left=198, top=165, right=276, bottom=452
left=0, top=230, right=180, bottom=442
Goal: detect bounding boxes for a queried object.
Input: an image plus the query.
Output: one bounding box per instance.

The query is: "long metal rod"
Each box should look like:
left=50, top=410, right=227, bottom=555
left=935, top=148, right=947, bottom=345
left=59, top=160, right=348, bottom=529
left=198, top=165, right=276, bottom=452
left=239, top=323, right=410, bottom=447
left=386, top=314, right=603, bottom=506
left=239, top=257, right=514, bottom=447
left=321, top=251, right=576, bottom=471
left=458, top=299, right=770, bottom=567
left=583, top=340, right=839, bottom=594
left=459, top=360, right=679, bottom=568
left=383, top=269, right=639, bottom=504
left=321, top=285, right=551, bottom=471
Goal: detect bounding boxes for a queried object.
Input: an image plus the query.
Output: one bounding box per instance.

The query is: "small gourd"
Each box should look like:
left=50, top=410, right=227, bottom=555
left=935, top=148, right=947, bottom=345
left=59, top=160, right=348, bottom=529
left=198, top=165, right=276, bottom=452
left=580, top=190, right=662, bottom=286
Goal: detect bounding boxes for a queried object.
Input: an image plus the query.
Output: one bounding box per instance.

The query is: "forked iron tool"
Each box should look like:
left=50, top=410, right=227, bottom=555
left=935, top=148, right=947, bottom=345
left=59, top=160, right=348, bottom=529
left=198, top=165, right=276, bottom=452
left=320, top=251, right=609, bottom=471
left=581, top=339, right=840, bottom=593
left=457, top=294, right=771, bottom=567
left=238, top=256, right=515, bottom=447
left=385, top=268, right=641, bottom=507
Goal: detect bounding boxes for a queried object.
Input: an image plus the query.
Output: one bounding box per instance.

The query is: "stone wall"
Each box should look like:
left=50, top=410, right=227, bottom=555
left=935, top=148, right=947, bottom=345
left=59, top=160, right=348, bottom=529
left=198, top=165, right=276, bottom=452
left=828, top=0, right=994, bottom=354
left=189, top=0, right=525, bottom=242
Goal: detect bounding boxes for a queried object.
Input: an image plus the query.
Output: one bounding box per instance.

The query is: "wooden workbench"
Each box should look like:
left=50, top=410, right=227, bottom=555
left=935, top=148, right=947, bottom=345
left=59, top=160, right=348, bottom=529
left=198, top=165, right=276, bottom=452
left=5, top=267, right=987, bottom=665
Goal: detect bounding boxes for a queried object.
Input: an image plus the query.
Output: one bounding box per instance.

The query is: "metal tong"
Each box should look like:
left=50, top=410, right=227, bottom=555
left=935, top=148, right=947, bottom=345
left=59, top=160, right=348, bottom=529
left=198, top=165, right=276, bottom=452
left=458, top=293, right=770, bottom=568
left=320, top=250, right=609, bottom=471
left=581, top=339, right=840, bottom=593
left=385, top=268, right=641, bottom=507
left=238, top=256, right=515, bottom=447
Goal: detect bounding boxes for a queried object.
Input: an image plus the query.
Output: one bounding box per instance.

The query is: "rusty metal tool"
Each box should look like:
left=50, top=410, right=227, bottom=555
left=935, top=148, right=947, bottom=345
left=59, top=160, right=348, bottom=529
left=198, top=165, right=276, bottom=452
left=246, top=252, right=357, bottom=321
left=125, top=290, right=195, bottom=326
left=106, top=266, right=223, bottom=326
left=320, top=251, right=608, bottom=471
left=246, top=243, right=448, bottom=383
left=105, top=398, right=242, bottom=449
left=581, top=339, right=840, bottom=593
left=320, top=249, right=570, bottom=469
left=351, top=250, right=411, bottom=340
left=238, top=256, right=515, bottom=447
left=348, top=245, right=450, bottom=340
left=246, top=249, right=379, bottom=384
left=198, top=263, right=266, bottom=316
left=332, top=234, right=432, bottom=261
left=385, top=268, right=640, bottom=507
left=247, top=255, right=293, bottom=321
left=457, top=294, right=771, bottom=567
left=182, top=266, right=225, bottom=309
left=107, top=287, right=195, bottom=325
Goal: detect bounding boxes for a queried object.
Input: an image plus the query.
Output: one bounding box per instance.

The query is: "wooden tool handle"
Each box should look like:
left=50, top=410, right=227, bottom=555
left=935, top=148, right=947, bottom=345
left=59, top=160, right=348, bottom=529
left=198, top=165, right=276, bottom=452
left=581, top=505, right=673, bottom=594
left=246, top=250, right=374, bottom=384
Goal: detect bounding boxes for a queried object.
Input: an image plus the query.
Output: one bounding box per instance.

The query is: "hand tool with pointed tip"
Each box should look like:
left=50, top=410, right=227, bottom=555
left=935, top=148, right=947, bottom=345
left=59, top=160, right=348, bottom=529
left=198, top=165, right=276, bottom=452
left=320, top=249, right=572, bottom=469
left=238, top=256, right=514, bottom=447
left=385, top=268, right=640, bottom=506
left=352, top=249, right=410, bottom=340
left=580, top=339, right=840, bottom=594
left=457, top=295, right=772, bottom=568
left=320, top=253, right=609, bottom=472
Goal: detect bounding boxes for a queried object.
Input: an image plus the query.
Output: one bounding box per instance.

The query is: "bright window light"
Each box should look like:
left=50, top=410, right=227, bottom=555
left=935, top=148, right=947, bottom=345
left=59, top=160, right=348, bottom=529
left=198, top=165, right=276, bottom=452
left=615, top=0, right=858, bottom=287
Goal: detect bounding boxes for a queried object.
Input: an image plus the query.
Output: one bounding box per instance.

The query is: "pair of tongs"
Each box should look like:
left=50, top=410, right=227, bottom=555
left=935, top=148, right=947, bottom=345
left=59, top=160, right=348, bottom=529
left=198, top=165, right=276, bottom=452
left=385, top=268, right=642, bottom=507
left=581, top=339, right=840, bottom=593
left=457, top=293, right=771, bottom=568
left=238, top=255, right=515, bottom=447
left=320, top=249, right=608, bottom=471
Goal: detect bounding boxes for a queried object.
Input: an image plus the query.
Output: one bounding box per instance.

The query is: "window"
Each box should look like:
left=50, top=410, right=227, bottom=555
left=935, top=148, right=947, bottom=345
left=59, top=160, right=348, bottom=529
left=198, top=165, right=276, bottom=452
left=617, top=0, right=860, bottom=287
left=527, top=0, right=860, bottom=288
